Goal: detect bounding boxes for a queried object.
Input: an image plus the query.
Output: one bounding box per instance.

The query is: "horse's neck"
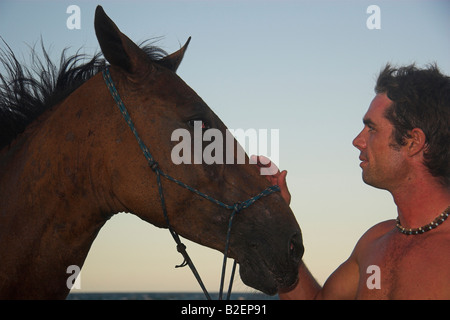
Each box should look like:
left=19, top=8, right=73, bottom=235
left=0, top=75, right=113, bottom=298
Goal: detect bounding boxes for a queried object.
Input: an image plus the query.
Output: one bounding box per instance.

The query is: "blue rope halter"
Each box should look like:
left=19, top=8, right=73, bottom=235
left=102, top=67, right=280, bottom=300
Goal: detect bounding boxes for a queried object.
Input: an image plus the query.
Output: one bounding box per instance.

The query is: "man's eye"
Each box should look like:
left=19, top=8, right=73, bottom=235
left=188, top=119, right=210, bottom=130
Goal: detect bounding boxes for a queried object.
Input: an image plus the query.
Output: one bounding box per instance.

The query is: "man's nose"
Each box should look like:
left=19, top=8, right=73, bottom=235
left=352, top=130, right=366, bottom=150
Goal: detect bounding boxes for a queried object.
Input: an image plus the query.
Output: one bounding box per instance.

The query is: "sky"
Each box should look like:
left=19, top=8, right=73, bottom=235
left=1, top=0, right=449, bottom=294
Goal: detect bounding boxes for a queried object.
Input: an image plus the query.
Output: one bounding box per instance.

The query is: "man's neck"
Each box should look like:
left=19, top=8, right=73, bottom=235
left=392, top=176, right=450, bottom=229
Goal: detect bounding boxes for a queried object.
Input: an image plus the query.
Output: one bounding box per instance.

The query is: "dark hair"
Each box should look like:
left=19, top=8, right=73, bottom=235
left=375, top=63, right=450, bottom=187
left=0, top=39, right=167, bottom=150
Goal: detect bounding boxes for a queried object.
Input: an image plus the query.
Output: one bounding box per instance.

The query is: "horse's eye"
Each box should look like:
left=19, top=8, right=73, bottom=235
left=188, top=119, right=210, bottom=130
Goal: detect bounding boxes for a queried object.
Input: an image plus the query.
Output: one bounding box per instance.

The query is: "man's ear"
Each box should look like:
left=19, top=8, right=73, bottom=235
left=407, top=128, right=427, bottom=157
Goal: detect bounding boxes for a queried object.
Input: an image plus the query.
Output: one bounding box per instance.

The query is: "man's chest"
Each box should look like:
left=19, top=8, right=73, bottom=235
left=355, top=232, right=448, bottom=299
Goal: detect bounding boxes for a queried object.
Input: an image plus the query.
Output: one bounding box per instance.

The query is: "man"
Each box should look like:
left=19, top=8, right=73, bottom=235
left=259, top=64, right=450, bottom=299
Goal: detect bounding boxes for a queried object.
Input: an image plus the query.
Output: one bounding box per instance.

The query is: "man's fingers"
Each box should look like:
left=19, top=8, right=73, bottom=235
left=279, top=170, right=291, bottom=205
left=250, top=155, right=290, bottom=204
left=251, top=155, right=280, bottom=174
left=279, top=170, right=288, bottom=185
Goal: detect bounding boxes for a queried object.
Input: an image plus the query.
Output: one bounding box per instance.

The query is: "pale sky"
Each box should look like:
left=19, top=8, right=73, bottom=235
left=1, top=0, right=449, bottom=293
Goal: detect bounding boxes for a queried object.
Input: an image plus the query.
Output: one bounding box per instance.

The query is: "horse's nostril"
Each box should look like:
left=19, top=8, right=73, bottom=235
left=289, top=232, right=304, bottom=263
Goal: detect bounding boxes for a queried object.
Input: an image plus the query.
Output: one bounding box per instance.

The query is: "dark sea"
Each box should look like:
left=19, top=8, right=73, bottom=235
left=66, top=292, right=278, bottom=300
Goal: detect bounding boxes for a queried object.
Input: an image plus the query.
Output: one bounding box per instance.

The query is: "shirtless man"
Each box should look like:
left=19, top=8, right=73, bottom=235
left=260, top=64, right=450, bottom=299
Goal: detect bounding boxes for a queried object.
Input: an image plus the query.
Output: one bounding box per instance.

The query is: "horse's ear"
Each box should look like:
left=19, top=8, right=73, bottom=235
left=157, top=37, right=191, bottom=73
left=94, top=6, right=146, bottom=74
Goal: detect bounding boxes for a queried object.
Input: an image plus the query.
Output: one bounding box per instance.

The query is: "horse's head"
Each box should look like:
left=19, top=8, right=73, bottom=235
left=94, top=6, right=303, bottom=294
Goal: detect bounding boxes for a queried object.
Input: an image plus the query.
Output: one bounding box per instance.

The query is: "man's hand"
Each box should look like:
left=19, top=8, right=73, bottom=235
left=251, top=155, right=291, bottom=205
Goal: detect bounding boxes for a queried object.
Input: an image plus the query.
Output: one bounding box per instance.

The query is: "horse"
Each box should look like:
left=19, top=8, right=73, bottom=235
left=0, top=6, right=303, bottom=299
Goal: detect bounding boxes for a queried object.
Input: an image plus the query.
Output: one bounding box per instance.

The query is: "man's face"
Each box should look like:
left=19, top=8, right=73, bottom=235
left=353, top=93, right=409, bottom=191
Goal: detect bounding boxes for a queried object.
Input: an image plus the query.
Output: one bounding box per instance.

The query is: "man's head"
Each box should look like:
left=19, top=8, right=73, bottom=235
left=354, top=64, right=449, bottom=189
left=377, top=64, right=450, bottom=187
left=353, top=93, right=409, bottom=190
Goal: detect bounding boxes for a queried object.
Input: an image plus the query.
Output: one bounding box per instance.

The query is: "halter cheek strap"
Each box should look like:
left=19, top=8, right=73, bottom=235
left=102, top=67, right=280, bottom=300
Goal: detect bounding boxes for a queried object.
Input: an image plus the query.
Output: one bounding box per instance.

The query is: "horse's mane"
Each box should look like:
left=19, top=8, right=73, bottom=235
left=0, top=39, right=167, bottom=150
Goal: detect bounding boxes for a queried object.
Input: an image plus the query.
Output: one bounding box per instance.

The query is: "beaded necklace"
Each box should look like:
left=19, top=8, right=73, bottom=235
left=396, top=206, right=450, bottom=235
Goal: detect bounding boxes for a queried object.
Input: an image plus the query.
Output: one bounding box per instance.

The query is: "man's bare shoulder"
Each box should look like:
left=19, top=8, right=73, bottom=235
left=353, top=219, right=396, bottom=253
left=366, top=219, right=397, bottom=235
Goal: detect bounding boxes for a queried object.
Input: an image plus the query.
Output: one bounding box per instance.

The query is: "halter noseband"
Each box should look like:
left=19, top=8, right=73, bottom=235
left=102, top=67, right=280, bottom=300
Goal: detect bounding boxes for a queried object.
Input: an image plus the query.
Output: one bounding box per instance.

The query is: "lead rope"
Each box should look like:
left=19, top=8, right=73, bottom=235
left=153, top=165, right=212, bottom=300
left=102, top=68, right=280, bottom=300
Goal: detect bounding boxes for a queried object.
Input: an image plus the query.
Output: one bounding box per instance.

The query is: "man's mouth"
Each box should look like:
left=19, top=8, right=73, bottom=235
left=359, top=156, right=368, bottom=167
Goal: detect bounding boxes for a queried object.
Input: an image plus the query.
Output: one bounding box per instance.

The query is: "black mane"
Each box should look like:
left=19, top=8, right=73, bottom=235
left=0, top=40, right=167, bottom=150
